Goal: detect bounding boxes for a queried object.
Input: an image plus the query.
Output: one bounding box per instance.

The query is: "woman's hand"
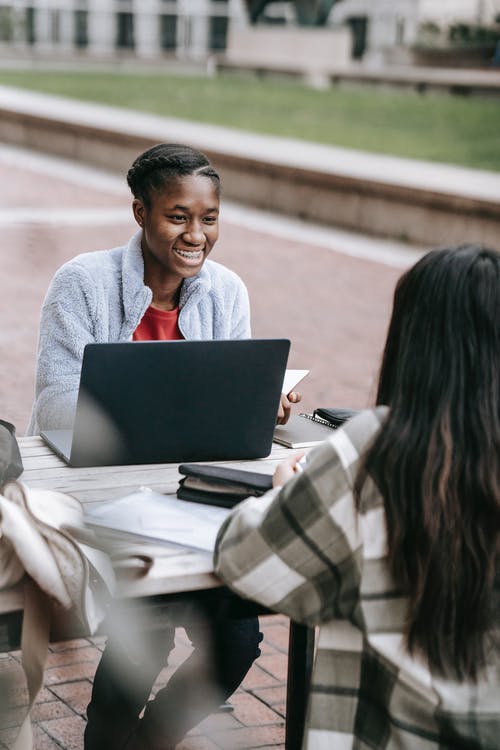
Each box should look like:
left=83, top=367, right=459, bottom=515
left=273, top=451, right=306, bottom=488
left=276, top=390, right=302, bottom=425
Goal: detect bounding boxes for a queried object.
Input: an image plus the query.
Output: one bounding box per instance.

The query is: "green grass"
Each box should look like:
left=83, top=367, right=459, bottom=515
left=1, top=69, right=499, bottom=171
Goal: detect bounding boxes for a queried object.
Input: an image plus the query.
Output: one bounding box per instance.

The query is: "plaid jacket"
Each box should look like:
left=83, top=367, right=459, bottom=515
left=214, top=407, right=500, bottom=749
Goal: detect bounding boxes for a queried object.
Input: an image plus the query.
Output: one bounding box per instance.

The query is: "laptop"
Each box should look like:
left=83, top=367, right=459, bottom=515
left=41, top=338, right=290, bottom=467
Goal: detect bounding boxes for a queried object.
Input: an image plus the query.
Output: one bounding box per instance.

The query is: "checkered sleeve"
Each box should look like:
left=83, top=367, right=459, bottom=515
left=214, top=409, right=386, bottom=626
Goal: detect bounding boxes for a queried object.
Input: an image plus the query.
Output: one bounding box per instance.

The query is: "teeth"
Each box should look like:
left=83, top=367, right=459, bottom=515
left=175, top=249, right=202, bottom=259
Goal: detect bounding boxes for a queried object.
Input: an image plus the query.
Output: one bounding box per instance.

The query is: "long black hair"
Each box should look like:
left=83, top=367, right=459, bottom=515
left=355, top=245, right=500, bottom=680
left=126, top=143, right=220, bottom=208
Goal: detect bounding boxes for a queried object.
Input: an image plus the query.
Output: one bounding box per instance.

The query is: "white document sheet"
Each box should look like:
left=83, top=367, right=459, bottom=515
left=282, top=369, right=309, bottom=394
left=84, top=487, right=231, bottom=552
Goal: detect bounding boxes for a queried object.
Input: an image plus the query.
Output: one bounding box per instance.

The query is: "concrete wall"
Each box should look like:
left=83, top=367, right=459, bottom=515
left=223, top=26, right=352, bottom=85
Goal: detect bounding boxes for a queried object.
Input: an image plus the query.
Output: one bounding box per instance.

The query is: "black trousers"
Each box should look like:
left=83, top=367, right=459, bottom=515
left=84, top=615, right=262, bottom=750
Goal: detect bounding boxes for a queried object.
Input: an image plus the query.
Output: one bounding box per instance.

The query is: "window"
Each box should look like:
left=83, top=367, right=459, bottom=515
left=25, top=7, right=36, bottom=45
left=160, top=14, right=177, bottom=50
left=209, top=0, right=229, bottom=50
left=209, top=15, right=228, bottom=50
left=347, top=16, right=368, bottom=60
left=116, top=11, right=134, bottom=49
left=74, top=9, right=88, bottom=48
left=0, top=5, right=13, bottom=42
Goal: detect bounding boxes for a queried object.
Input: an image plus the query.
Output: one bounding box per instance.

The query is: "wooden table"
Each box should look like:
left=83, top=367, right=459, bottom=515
left=0, top=437, right=312, bottom=750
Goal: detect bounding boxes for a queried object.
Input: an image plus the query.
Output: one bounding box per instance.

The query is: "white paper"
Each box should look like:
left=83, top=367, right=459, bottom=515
left=84, top=488, right=231, bottom=552
left=282, top=369, right=309, bottom=395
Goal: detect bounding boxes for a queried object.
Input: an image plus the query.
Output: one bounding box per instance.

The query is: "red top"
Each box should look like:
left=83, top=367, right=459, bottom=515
left=132, top=306, right=184, bottom=341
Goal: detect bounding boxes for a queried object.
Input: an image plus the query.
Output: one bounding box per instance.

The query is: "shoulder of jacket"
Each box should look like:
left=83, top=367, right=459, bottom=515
left=53, top=246, right=124, bottom=282
left=336, top=407, right=387, bottom=460
left=204, top=259, right=245, bottom=289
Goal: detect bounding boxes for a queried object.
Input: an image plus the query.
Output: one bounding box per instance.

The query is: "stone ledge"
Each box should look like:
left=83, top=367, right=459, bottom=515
left=0, top=85, right=499, bottom=248
left=220, top=26, right=351, bottom=87
left=216, top=58, right=500, bottom=96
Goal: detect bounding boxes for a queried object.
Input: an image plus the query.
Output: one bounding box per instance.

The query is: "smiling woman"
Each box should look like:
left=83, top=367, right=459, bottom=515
left=26, top=141, right=265, bottom=750
left=128, top=144, right=221, bottom=301
left=127, top=144, right=223, bottom=338
left=27, top=141, right=299, bottom=436
left=27, top=143, right=251, bottom=436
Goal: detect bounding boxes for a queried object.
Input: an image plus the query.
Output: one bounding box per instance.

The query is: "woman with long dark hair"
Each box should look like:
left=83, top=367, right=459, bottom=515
left=215, top=244, right=500, bottom=749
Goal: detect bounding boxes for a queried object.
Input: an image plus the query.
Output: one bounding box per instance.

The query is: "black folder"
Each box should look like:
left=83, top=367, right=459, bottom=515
left=177, top=464, right=274, bottom=508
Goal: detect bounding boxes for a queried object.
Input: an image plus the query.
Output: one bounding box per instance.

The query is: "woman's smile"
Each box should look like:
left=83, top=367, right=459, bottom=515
left=173, top=247, right=204, bottom=263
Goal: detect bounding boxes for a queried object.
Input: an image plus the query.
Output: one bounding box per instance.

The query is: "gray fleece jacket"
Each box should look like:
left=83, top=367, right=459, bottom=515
left=27, top=231, right=251, bottom=435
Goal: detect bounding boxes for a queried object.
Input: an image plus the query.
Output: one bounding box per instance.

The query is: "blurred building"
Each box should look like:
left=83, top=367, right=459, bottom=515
left=330, top=0, right=500, bottom=63
left=0, top=0, right=249, bottom=61
left=0, top=0, right=498, bottom=64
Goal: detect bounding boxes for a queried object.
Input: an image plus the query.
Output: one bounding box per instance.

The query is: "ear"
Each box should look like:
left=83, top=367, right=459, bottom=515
left=132, top=199, right=145, bottom=228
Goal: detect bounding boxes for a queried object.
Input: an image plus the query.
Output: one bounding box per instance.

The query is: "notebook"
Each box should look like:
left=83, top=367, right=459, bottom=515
left=273, top=409, right=359, bottom=449
left=273, top=413, right=335, bottom=448
left=41, top=338, right=290, bottom=467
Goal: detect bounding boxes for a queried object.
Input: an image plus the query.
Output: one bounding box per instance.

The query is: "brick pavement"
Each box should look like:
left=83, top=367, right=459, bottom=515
left=1, top=618, right=290, bottom=750
left=0, top=144, right=422, bottom=749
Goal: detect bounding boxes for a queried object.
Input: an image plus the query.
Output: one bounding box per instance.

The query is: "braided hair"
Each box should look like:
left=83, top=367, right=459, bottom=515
left=127, top=143, right=221, bottom=208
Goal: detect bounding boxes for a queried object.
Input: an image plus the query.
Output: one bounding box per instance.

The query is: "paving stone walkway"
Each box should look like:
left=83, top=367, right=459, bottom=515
left=0, top=143, right=423, bottom=749
left=1, top=618, right=290, bottom=750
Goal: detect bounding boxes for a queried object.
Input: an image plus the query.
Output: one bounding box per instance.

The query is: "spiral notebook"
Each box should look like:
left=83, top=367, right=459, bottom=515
left=273, top=413, right=335, bottom=448
left=273, top=408, right=360, bottom=448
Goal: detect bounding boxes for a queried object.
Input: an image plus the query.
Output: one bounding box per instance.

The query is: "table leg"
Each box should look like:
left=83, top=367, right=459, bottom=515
left=285, top=622, right=314, bottom=750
